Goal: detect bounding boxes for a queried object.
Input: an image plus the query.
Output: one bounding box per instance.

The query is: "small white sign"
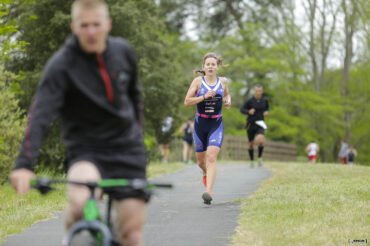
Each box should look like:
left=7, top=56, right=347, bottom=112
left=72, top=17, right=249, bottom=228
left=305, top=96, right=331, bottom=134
left=255, top=120, right=267, bottom=129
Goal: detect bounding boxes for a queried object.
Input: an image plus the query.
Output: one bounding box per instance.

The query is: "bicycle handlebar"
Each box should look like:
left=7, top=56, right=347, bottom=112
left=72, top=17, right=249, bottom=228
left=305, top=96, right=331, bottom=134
left=31, top=177, right=173, bottom=195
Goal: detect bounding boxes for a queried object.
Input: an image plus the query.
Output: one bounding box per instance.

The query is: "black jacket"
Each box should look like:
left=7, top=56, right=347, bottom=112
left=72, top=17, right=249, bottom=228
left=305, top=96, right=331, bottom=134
left=15, top=35, right=146, bottom=171
left=240, top=96, right=269, bottom=124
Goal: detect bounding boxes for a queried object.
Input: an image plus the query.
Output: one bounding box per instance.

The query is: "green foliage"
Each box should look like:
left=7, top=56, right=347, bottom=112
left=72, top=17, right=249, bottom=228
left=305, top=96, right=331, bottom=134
left=144, top=133, right=160, bottom=162
left=109, top=0, right=194, bottom=142
left=0, top=0, right=28, bottom=60
left=9, top=0, right=72, bottom=71
left=223, top=107, right=245, bottom=136
left=2, top=0, right=369, bottom=171
left=0, top=67, right=26, bottom=183
left=4, top=0, right=192, bottom=166
left=347, top=62, right=370, bottom=165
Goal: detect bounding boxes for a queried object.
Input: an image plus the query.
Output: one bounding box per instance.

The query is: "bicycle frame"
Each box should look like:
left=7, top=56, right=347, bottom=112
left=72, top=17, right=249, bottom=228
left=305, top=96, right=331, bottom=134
left=31, top=178, right=171, bottom=246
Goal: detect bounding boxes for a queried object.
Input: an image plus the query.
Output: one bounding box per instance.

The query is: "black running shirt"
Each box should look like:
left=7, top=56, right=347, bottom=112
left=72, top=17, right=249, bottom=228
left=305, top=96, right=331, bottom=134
left=240, top=97, right=269, bottom=123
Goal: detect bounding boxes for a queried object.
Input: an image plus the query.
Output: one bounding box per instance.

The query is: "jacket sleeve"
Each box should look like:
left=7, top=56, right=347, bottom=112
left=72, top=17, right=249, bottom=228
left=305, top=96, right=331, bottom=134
left=265, top=99, right=269, bottom=112
left=240, top=99, right=250, bottom=115
left=14, top=61, right=67, bottom=171
left=126, top=46, right=143, bottom=129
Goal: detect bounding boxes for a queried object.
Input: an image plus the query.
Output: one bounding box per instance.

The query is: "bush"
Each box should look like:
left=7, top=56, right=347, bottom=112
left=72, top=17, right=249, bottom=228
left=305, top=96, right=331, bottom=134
left=0, top=67, right=26, bottom=184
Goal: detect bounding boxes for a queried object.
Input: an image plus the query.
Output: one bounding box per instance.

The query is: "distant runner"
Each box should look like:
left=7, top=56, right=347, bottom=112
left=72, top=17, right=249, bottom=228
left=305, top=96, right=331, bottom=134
left=240, top=84, right=269, bottom=168
left=179, top=117, right=194, bottom=164
left=305, top=141, right=320, bottom=163
left=338, top=140, right=348, bottom=164
left=347, top=146, right=357, bottom=165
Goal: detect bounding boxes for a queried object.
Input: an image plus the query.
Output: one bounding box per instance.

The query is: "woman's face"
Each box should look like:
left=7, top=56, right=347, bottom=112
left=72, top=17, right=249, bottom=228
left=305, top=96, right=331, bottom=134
left=203, top=57, right=219, bottom=76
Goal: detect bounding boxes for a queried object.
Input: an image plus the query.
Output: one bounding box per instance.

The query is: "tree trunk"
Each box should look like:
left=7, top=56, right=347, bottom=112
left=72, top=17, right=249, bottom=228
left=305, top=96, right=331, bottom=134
left=341, top=0, right=358, bottom=141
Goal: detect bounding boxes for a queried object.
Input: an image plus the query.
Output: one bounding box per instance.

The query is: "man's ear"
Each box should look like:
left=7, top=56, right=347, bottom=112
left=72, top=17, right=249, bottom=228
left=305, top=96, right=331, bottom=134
left=107, top=18, right=112, bottom=32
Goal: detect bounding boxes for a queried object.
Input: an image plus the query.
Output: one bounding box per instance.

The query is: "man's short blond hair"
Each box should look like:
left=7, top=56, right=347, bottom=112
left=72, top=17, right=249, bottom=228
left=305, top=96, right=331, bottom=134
left=71, top=0, right=109, bottom=22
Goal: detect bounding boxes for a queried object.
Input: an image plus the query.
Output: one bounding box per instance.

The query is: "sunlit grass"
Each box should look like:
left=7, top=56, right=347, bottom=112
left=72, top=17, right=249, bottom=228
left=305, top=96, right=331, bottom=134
left=231, top=162, right=370, bottom=246
left=0, top=161, right=187, bottom=243
left=0, top=181, right=66, bottom=243
left=147, top=161, right=188, bottom=178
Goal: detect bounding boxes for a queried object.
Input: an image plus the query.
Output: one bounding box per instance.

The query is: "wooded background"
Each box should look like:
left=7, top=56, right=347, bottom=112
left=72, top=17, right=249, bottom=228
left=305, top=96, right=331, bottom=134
left=1, top=0, right=369, bottom=182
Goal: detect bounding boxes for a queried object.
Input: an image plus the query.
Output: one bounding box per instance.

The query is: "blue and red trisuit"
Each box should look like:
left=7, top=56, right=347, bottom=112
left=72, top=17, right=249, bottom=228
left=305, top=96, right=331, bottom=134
left=193, top=77, right=224, bottom=152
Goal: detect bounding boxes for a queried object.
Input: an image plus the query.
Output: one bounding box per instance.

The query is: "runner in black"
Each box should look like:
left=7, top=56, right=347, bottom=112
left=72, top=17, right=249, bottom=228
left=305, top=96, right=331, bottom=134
left=240, top=84, right=269, bottom=167
left=179, top=117, right=194, bottom=164
left=346, top=146, right=357, bottom=165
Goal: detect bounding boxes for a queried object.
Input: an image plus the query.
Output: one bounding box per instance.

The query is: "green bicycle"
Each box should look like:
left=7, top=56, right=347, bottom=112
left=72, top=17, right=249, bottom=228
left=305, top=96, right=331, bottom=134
left=31, top=178, right=172, bottom=246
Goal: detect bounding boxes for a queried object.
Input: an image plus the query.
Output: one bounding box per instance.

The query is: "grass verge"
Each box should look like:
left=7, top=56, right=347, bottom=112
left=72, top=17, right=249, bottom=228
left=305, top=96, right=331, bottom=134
left=231, top=162, right=369, bottom=246
left=0, top=161, right=186, bottom=243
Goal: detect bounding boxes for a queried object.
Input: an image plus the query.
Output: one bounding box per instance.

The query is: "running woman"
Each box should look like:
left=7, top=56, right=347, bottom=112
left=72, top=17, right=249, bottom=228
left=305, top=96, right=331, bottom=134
left=184, top=52, right=231, bottom=204
left=240, top=84, right=269, bottom=168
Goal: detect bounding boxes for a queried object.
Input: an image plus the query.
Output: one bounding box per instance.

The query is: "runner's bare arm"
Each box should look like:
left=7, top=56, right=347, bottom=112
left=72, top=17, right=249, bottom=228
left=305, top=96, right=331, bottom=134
left=179, top=123, right=186, bottom=134
left=221, top=77, right=231, bottom=109
left=184, top=77, right=204, bottom=106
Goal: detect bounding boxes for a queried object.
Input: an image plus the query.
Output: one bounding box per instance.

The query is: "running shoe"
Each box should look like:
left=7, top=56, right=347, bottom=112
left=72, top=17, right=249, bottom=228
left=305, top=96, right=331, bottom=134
left=258, top=158, right=263, bottom=167
left=250, top=161, right=254, bottom=168
left=202, top=191, right=213, bottom=205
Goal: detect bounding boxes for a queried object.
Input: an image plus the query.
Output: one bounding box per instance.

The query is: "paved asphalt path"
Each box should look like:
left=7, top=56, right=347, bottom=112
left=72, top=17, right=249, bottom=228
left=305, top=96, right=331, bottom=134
left=2, top=163, right=271, bottom=246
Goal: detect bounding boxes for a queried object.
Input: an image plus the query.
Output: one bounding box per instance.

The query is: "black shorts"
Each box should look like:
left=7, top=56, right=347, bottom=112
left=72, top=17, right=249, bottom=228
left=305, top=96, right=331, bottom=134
left=66, top=149, right=150, bottom=202
left=158, top=132, right=173, bottom=144
left=183, top=136, right=193, bottom=146
left=246, top=122, right=265, bottom=142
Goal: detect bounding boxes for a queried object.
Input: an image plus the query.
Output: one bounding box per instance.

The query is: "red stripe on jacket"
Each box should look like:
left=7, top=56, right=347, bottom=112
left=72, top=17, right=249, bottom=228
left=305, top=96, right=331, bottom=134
left=97, top=54, right=114, bottom=103
left=25, top=98, right=37, bottom=159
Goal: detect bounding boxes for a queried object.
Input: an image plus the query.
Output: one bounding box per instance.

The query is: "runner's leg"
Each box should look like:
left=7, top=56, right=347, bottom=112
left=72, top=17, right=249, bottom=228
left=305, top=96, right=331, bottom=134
left=188, top=143, right=193, bottom=163
left=205, top=146, right=220, bottom=193
left=163, top=144, right=170, bottom=163
left=257, top=134, right=265, bottom=166
left=247, top=125, right=255, bottom=167
left=196, top=152, right=207, bottom=173
left=183, top=142, right=188, bottom=162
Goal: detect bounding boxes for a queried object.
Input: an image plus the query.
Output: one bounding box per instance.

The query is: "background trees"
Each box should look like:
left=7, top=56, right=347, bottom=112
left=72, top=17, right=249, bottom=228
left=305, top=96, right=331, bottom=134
left=0, top=0, right=368, bottom=173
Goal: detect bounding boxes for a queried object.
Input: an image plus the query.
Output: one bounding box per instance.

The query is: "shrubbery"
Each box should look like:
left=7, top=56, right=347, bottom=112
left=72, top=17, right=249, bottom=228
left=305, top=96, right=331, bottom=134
left=0, top=67, right=26, bottom=183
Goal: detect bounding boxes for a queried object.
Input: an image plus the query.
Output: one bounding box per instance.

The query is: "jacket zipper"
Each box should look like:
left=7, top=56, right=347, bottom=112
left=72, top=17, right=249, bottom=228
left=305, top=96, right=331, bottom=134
left=97, top=54, right=114, bottom=103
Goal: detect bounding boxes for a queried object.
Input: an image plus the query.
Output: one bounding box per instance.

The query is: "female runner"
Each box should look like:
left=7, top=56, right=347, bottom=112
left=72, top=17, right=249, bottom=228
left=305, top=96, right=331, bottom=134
left=184, top=52, right=231, bottom=204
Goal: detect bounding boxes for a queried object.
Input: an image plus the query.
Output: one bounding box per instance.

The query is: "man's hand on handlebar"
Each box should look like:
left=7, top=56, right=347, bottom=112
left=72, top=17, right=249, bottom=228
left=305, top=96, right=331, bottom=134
left=10, top=168, right=36, bottom=195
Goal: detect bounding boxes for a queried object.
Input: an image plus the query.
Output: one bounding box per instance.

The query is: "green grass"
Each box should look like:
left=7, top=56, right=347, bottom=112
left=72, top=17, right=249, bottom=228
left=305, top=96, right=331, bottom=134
left=231, top=162, right=370, bottom=246
left=0, top=183, right=66, bottom=243
left=0, top=161, right=187, bottom=243
left=147, top=161, right=188, bottom=178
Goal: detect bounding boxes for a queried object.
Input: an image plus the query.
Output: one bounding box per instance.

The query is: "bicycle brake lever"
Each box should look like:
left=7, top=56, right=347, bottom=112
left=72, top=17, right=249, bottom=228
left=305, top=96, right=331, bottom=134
left=31, top=178, right=54, bottom=195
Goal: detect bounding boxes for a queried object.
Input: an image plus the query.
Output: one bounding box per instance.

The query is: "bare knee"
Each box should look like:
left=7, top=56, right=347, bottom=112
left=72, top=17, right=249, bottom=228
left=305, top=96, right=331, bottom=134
left=197, top=157, right=205, bottom=166
left=196, top=154, right=206, bottom=166
left=206, top=154, right=217, bottom=164
left=248, top=141, right=254, bottom=149
left=68, top=189, right=88, bottom=219
left=257, top=135, right=265, bottom=146
left=119, top=229, right=142, bottom=246
left=66, top=161, right=101, bottom=223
